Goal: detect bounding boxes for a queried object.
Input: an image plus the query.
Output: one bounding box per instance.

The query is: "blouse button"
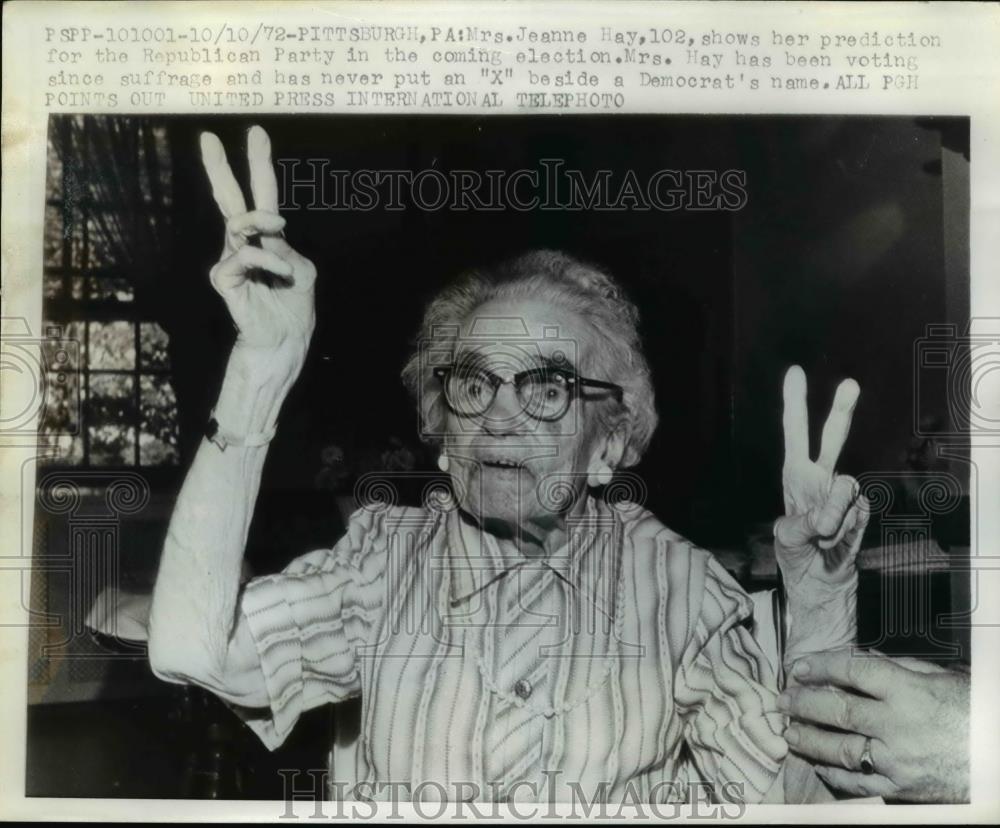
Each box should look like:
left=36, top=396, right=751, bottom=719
left=514, top=679, right=533, bottom=700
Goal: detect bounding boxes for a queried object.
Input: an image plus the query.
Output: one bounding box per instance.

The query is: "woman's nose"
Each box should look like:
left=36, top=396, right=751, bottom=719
left=481, top=381, right=528, bottom=431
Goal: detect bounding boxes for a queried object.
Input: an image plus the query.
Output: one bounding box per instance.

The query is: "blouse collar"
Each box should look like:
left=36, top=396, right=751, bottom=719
left=444, top=493, right=622, bottom=616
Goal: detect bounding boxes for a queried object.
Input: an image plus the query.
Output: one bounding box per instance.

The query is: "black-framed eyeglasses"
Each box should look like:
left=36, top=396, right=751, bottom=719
left=433, top=363, right=624, bottom=422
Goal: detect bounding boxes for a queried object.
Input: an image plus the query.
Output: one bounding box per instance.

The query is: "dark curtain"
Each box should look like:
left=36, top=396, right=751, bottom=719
left=55, top=115, right=173, bottom=282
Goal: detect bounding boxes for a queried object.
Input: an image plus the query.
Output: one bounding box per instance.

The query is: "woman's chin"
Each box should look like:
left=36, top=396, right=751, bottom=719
left=454, top=465, right=572, bottom=530
left=460, top=488, right=540, bottom=529
left=464, top=497, right=522, bottom=527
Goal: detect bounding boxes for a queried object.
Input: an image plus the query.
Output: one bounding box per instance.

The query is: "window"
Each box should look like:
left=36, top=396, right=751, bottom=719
left=40, top=116, right=180, bottom=469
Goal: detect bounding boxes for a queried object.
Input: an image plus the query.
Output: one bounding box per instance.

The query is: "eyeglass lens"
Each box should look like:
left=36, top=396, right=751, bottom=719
left=446, top=367, right=571, bottom=421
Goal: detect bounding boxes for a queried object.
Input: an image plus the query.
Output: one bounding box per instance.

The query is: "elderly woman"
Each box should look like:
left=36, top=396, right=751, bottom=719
left=148, top=127, right=869, bottom=805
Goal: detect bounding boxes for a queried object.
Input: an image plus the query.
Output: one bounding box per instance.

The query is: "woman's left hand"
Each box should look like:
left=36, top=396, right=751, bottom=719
left=774, top=366, right=870, bottom=656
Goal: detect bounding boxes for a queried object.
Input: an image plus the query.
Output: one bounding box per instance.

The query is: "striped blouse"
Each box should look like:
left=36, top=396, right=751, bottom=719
left=210, top=494, right=788, bottom=803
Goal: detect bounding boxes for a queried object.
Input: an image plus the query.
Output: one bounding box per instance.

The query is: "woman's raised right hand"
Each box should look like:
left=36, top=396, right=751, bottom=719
left=201, top=125, right=316, bottom=389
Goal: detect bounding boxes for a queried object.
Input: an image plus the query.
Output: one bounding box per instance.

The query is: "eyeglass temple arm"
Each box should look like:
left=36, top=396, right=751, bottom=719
left=577, top=378, right=624, bottom=401
left=435, top=365, right=623, bottom=401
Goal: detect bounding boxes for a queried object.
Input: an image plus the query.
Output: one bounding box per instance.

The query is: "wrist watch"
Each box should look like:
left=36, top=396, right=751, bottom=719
left=205, top=410, right=277, bottom=451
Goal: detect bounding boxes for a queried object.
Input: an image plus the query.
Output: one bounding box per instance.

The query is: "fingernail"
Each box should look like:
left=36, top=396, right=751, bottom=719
left=777, top=692, right=791, bottom=711
left=792, top=660, right=810, bottom=678
left=784, top=726, right=799, bottom=745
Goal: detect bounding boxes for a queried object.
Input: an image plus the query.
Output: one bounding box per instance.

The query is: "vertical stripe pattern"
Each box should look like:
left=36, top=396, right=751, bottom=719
left=199, top=497, right=787, bottom=803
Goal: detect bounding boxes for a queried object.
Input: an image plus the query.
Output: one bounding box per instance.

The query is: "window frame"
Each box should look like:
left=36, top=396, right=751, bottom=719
left=40, top=116, right=182, bottom=485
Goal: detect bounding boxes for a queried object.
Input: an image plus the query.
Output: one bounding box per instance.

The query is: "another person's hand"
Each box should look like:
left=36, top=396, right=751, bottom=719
left=201, top=125, right=317, bottom=391
left=779, top=648, right=970, bottom=802
left=775, top=366, right=870, bottom=656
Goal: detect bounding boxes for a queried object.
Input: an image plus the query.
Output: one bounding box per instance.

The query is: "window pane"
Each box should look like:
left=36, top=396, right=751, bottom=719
left=43, top=275, right=63, bottom=300
left=40, top=434, right=84, bottom=466
left=46, top=137, right=63, bottom=202
left=139, top=375, right=180, bottom=465
left=87, top=373, right=135, bottom=465
left=44, top=206, right=63, bottom=267
left=136, top=137, right=154, bottom=204
left=42, top=321, right=84, bottom=371
left=87, top=213, right=118, bottom=268
left=39, top=367, right=80, bottom=436
left=57, top=434, right=84, bottom=465
left=90, top=276, right=134, bottom=302
left=87, top=321, right=135, bottom=370
left=67, top=209, right=85, bottom=269
left=152, top=125, right=173, bottom=204
left=140, top=322, right=170, bottom=369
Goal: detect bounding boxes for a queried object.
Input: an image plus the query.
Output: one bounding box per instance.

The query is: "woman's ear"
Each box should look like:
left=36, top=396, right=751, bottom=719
left=587, top=422, right=628, bottom=487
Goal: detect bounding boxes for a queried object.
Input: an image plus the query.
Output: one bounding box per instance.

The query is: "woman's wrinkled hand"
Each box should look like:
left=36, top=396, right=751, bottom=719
left=774, top=366, right=870, bottom=654
left=201, top=125, right=316, bottom=390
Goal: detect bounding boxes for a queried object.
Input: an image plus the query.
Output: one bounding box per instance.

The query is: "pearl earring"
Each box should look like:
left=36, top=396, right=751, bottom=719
left=595, top=465, right=613, bottom=486
left=437, top=453, right=450, bottom=472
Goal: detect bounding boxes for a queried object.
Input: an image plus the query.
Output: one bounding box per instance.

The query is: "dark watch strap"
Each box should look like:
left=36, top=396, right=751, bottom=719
left=205, top=412, right=277, bottom=450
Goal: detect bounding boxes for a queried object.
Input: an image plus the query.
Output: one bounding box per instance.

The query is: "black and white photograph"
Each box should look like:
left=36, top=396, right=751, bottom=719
left=21, top=111, right=974, bottom=811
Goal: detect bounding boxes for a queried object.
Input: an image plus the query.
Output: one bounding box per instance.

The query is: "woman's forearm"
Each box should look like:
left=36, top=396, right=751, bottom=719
left=772, top=578, right=858, bottom=803
left=147, top=351, right=289, bottom=682
left=148, top=125, right=315, bottom=692
left=783, top=573, right=858, bottom=666
left=759, top=754, right=837, bottom=803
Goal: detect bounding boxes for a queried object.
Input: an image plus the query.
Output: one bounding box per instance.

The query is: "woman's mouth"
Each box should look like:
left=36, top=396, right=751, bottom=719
left=481, top=457, right=521, bottom=469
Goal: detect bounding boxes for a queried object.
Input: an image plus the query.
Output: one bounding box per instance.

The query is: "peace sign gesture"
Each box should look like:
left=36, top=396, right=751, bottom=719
left=774, top=366, right=869, bottom=620
left=201, top=125, right=316, bottom=386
